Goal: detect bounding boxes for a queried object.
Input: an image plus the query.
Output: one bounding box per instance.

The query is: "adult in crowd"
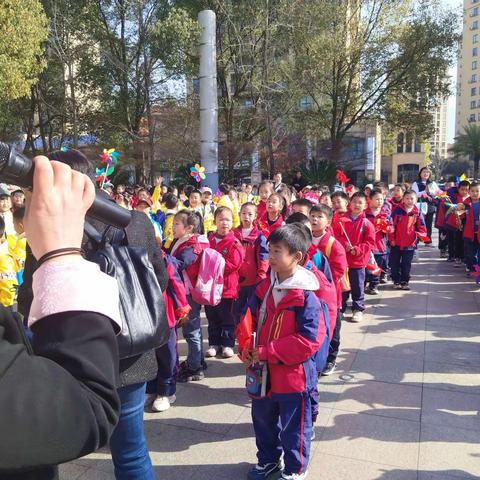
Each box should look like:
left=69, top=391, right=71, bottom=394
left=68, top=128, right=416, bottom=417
left=273, top=172, right=283, bottom=192
left=20, top=149, right=168, bottom=480
left=292, top=170, right=307, bottom=193
left=0, top=156, right=121, bottom=480
left=411, top=167, right=439, bottom=244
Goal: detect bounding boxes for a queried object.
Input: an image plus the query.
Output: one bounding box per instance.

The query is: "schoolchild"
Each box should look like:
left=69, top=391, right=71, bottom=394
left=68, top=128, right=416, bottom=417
left=463, top=182, right=480, bottom=274
left=257, top=193, right=287, bottom=238
left=256, top=181, right=274, bottom=219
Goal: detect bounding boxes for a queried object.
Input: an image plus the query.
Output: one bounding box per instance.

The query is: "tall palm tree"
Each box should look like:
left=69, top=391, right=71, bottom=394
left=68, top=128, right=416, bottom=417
left=451, top=124, right=480, bottom=180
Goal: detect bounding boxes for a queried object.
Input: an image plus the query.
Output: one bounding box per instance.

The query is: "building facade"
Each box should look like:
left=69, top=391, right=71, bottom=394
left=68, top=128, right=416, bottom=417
left=429, top=99, right=448, bottom=161
left=456, top=0, right=480, bottom=136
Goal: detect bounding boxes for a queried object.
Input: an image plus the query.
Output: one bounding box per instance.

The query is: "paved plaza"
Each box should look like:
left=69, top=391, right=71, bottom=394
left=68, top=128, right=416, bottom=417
left=61, top=245, right=480, bottom=480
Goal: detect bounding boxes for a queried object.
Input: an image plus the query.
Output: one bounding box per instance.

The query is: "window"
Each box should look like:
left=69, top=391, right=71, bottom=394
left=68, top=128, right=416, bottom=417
left=473, top=47, right=478, bottom=56
left=472, top=100, right=477, bottom=109
left=472, top=87, right=477, bottom=96
left=299, top=96, right=313, bottom=110
left=470, top=113, right=476, bottom=122
left=474, top=34, right=479, bottom=43
left=472, top=74, right=478, bottom=82
left=474, top=20, right=479, bottom=29
left=474, top=7, right=480, bottom=16
left=473, top=60, right=478, bottom=69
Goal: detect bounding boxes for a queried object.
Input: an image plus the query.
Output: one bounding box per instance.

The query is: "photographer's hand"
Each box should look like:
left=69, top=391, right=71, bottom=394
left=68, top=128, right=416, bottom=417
left=24, top=156, right=95, bottom=260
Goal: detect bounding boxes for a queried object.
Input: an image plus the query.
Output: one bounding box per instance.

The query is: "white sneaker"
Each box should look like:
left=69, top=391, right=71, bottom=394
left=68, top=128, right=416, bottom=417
left=205, top=346, right=219, bottom=357
left=152, top=394, right=176, bottom=412
left=144, top=393, right=156, bottom=407
left=351, top=310, right=363, bottom=323
left=221, top=347, right=234, bottom=358
left=281, top=471, right=308, bottom=480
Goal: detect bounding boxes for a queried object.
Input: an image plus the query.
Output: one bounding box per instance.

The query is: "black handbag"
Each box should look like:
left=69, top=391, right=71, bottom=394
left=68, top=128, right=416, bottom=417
left=84, top=222, right=169, bottom=359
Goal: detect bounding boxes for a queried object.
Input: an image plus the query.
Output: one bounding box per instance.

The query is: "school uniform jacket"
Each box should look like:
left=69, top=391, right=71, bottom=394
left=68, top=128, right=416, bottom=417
left=256, top=213, right=285, bottom=238
left=388, top=204, right=427, bottom=250
left=253, top=268, right=325, bottom=395
left=333, top=212, right=376, bottom=269
left=365, top=207, right=392, bottom=254
left=233, top=226, right=269, bottom=287
left=208, top=231, right=244, bottom=299
left=163, top=253, right=191, bottom=327
left=463, top=201, right=480, bottom=242
left=170, top=234, right=209, bottom=286
left=445, top=188, right=471, bottom=231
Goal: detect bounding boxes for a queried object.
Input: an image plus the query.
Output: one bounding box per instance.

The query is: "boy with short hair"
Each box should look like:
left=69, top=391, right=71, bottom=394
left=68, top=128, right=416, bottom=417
left=333, top=192, right=376, bottom=323
left=242, top=224, right=326, bottom=480
left=309, top=204, right=347, bottom=375
left=330, top=191, right=349, bottom=232
left=463, top=181, right=480, bottom=274
left=291, top=198, right=314, bottom=217
left=389, top=190, right=427, bottom=290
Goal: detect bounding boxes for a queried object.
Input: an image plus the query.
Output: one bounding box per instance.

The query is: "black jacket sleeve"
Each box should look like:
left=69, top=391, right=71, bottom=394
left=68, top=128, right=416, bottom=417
left=0, top=307, right=120, bottom=474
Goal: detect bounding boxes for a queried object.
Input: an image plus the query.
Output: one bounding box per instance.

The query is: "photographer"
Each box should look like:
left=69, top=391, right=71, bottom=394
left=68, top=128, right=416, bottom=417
left=0, top=157, right=121, bottom=480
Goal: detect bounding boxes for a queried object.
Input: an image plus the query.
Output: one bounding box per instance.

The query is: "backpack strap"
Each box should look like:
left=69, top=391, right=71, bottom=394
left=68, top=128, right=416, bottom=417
left=325, top=236, right=335, bottom=258
left=84, top=221, right=103, bottom=245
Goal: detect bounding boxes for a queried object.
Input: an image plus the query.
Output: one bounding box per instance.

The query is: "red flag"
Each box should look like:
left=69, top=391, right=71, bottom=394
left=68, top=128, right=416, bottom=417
left=416, top=232, right=431, bottom=243
left=367, top=251, right=383, bottom=276
left=376, top=218, right=390, bottom=234
left=236, top=308, right=254, bottom=350
left=336, top=169, right=350, bottom=184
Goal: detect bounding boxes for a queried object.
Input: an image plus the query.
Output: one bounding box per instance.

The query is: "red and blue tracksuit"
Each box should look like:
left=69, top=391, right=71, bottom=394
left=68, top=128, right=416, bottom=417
left=435, top=197, right=448, bottom=254
left=147, top=253, right=191, bottom=397
left=233, top=226, right=269, bottom=324
left=388, top=204, right=426, bottom=285
left=463, top=200, right=480, bottom=271
left=246, top=269, right=326, bottom=476
left=256, top=213, right=285, bottom=238
left=205, top=231, right=244, bottom=348
left=445, top=188, right=470, bottom=261
left=170, top=234, right=209, bottom=371
left=365, top=207, right=392, bottom=289
left=333, top=212, right=376, bottom=313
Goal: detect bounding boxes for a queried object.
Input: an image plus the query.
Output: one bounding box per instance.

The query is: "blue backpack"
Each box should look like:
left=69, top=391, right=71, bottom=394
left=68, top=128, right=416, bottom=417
left=312, top=298, right=331, bottom=373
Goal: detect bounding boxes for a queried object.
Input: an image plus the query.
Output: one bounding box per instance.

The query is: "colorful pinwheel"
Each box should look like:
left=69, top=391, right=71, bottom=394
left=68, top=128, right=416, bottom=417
left=96, top=148, right=120, bottom=188
left=190, top=163, right=206, bottom=183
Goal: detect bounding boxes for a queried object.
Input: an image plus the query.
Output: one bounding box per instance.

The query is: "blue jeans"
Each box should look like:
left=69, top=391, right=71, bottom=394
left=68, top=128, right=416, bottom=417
left=389, top=247, right=415, bottom=284
left=182, top=295, right=203, bottom=370
left=110, top=383, right=155, bottom=480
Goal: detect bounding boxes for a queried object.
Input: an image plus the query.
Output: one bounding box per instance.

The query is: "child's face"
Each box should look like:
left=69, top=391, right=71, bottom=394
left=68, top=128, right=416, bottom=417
left=12, top=192, right=25, bottom=208
left=202, top=192, right=212, bottom=204
left=320, top=195, right=332, bottom=207
left=393, top=186, right=404, bottom=199
left=268, top=241, right=301, bottom=275
left=267, top=195, right=282, bottom=216
left=459, top=186, right=469, bottom=197
left=0, top=197, right=11, bottom=213
left=240, top=205, right=256, bottom=227
left=246, top=185, right=253, bottom=194
left=332, top=196, right=348, bottom=212
left=259, top=185, right=272, bottom=201
left=350, top=197, right=366, bottom=215
left=292, top=204, right=310, bottom=216
left=189, top=192, right=201, bottom=207
left=172, top=218, right=188, bottom=239
left=215, top=210, right=233, bottom=236
left=228, top=190, right=237, bottom=201
left=469, top=185, right=480, bottom=201
left=403, top=193, right=416, bottom=209
left=369, top=193, right=383, bottom=210
left=309, top=211, right=330, bottom=235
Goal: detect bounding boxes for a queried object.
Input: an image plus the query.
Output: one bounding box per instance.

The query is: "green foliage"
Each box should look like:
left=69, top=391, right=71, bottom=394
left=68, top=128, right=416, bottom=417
left=299, top=159, right=337, bottom=186
left=0, top=0, right=48, bottom=101
left=451, top=124, right=480, bottom=179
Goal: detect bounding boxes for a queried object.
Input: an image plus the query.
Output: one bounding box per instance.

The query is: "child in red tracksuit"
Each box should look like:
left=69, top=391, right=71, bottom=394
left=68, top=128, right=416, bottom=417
left=234, top=202, right=269, bottom=324
left=205, top=206, right=244, bottom=359
left=241, top=224, right=326, bottom=480
left=389, top=190, right=427, bottom=290
left=365, top=188, right=392, bottom=295
left=170, top=210, right=209, bottom=382
left=333, top=192, right=375, bottom=323
left=309, top=204, right=348, bottom=376
left=257, top=193, right=286, bottom=238
left=257, top=180, right=274, bottom=219
left=146, top=252, right=191, bottom=412
left=463, top=182, right=480, bottom=273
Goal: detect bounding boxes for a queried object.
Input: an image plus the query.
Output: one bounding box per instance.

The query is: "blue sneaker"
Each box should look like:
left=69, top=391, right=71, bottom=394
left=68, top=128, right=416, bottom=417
left=248, top=461, right=283, bottom=480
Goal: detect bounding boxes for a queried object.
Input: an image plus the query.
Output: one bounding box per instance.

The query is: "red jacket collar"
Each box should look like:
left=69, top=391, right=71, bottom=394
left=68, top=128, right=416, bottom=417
left=256, top=276, right=306, bottom=310
left=234, top=225, right=261, bottom=242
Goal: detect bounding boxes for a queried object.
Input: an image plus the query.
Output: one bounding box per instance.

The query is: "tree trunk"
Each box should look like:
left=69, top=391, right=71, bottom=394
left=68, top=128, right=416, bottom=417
left=474, top=153, right=479, bottom=180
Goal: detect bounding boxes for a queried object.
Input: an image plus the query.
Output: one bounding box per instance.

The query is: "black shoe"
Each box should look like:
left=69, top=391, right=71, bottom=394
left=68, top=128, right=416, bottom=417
left=321, top=361, right=337, bottom=376
left=447, top=257, right=455, bottom=263
left=177, top=362, right=205, bottom=382
left=401, top=283, right=410, bottom=290
left=379, top=277, right=387, bottom=285
left=393, top=283, right=402, bottom=290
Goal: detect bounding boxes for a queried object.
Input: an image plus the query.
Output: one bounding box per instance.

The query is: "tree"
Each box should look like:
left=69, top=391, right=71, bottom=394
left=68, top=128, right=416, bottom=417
left=451, top=124, right=480, bottom=180
left=0, top=0, right=48, bottom=101
left=281, top=0, right=458, bottom=164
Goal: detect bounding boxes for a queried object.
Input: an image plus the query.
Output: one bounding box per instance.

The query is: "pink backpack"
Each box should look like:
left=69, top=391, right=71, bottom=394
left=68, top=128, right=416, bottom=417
left=186, top=247, right=226, bottom=306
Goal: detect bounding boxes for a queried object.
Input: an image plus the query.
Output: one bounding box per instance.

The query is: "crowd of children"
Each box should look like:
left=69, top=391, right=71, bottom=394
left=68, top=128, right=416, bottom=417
left=3, top=170, right=479, bottom=480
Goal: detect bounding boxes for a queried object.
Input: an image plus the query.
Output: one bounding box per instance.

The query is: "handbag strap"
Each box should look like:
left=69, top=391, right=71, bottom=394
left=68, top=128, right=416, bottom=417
left=84, top=221, right=126, bottom=248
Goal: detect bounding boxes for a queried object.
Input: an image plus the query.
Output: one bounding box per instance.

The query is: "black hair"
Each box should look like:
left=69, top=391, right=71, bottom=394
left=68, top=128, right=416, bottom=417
left=291, top=198, right=314, bottom=211
left=183, top=185, right=195, bottom=196
left=268, top=192, right=288, bottom=218
left=394, top=183, right=406, bottom=191
left=0, top=216, right=4, bottom=237
left=417, top=167, right=433, bottom=183
left=219, top=183, right=231, bottom=195
left=286, top=212, right=310, bottom=225
left=258, top=180, right=274, bottom=191
left=268, top=223, right=311, bottom=257
left=310, top=204, right=333, bottom=220
left=214, top=205, right=233, bottom=221
left=331, top=191, right=348, bottom=201
left=13, top=207, right=25, bottom=222
left=48, top=148, right=95, bottom=182
left=470, top=181, right=480, bottom=188
left=164, top=193, right=178, bottom=210
left=174, top=210, right=204, bottom=234
left=403, top=189, right=417, bottom=197
left=190, top=189, right=202, bottom=197
left=459, top=180, right=471, bottom=188
left=240, top=202, right=257, bottom=212
left=351, top=192, right=367, bottom=201
left=373, top=181, right=387, bottom=189
left=369, top=187, right=384, bottom=199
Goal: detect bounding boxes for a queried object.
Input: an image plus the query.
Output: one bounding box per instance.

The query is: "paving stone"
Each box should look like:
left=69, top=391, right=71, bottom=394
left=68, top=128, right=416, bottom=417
left=424, top=338, right=480, bottom=368
left=58, top=462, right=89, bottom=480
left=423, top=360, right=480, bottom=395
